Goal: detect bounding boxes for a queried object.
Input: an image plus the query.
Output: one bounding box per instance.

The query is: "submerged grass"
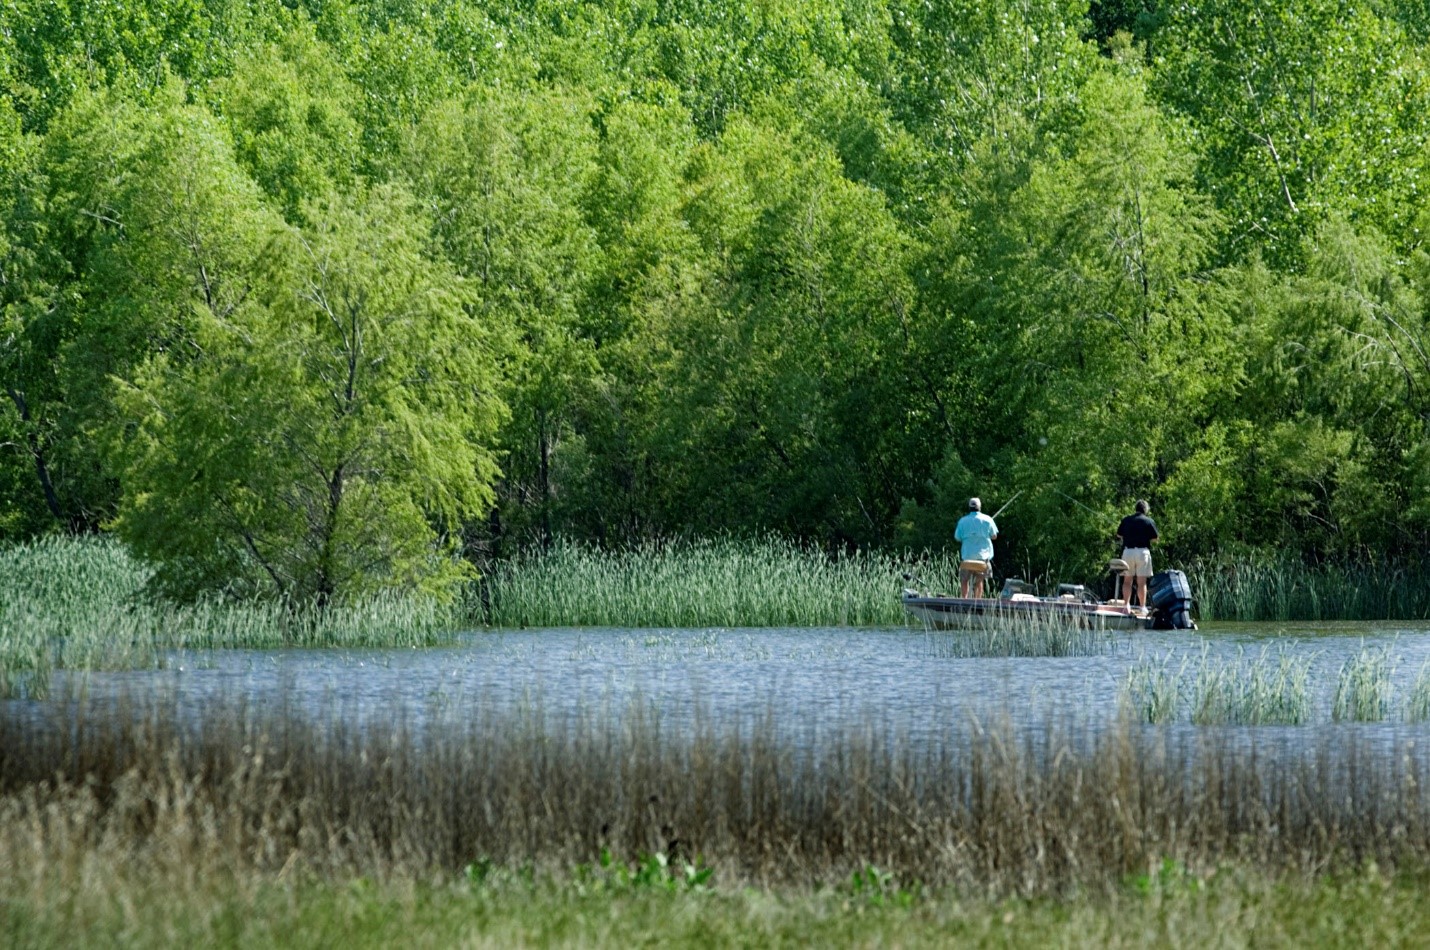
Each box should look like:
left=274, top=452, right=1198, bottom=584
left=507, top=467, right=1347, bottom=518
left=1408, top=663, right=1430, bottom=723
left=1333, top=645, right=1398, bottom=723
left=1123, top=655, right=1186, bottom=724
left=1188, top=648, right=1315, bottom=725
left=923, top=612, right=1115, bottom=658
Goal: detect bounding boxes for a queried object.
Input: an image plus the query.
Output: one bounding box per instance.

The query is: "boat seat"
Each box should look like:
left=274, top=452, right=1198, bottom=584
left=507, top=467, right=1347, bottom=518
left=1107, top=558, right=1129, bottom=574
left=1009, top=593, right=1039, bottom=602
left=959, top=559, right=990, bottom=574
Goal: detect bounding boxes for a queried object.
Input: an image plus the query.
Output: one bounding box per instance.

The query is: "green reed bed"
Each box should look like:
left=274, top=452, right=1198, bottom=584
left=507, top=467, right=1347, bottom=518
left=483, top=536, right=955, bottom=628
left=1189, top=555, right=1430, bottom=622
left=0, top=536, right=465, bottom=696
left=1333, top=645, right=1398, bottom=723
left=1124, top=648, right=1315, bottom=725
left=923, top=612, right=1115, bottom=658
left=1408, top=663, right=1430, bottom=723
left=1123, top=645, right=1430, bottom=724
left=6, top=689, right=1430, bottom=904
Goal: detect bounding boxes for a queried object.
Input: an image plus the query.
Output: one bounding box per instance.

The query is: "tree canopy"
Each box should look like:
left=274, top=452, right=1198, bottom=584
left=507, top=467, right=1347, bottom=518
left=5, top=0, right=1430, bottom=597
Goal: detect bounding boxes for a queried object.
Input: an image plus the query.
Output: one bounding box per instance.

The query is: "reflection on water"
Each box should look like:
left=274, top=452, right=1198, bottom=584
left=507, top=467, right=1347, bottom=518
left=19, top=621, right=1430, bottom=750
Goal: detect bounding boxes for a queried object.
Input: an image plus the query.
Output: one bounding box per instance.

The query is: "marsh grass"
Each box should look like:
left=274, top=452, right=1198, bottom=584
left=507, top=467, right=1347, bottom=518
left=1333, top=645, right=1398, bottom=723
left=1123, top=655, right=1186, bottom=724
left=923, top=611, right=1115, bottom=658
left=483, top=536, right=958, bottom=628
left=1188, top=648, right=1314, bottom=725
left=1189, top=555, right=1430, bottom=622
left=0, top=536, right=465, bottom=695
left=1124, top=648, right=1314, bottom=725
left=5, top=689, right=1430, bottom=905
left=1406, top=662, right=1430, bottom=723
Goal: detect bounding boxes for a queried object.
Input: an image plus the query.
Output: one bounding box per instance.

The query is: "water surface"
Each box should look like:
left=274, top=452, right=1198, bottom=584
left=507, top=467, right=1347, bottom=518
left=35, top=620, right=1430, bottom=746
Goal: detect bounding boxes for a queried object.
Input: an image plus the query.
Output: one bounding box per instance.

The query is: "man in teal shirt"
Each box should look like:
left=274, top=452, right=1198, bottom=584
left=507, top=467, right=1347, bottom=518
left=954, top=497, right=999, bottom=598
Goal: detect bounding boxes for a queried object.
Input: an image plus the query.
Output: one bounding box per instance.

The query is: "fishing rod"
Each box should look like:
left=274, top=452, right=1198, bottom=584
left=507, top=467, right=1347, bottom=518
left=990, top=490, right=1024, bottom=520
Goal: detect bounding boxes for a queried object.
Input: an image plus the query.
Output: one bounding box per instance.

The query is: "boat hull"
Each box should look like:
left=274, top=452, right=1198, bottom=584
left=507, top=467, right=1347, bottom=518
left=901, top=591, right=1150, bottom=632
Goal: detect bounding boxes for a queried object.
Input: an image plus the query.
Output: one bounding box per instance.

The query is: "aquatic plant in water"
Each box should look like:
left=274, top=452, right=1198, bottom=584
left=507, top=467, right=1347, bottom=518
left=1187, top=647, right=1314, bottom=726
left=1405, top=662, right=1430, bottom=723
left=1332, top=646, right=1397, bottom=723
left=483, top=535, right=958, bottom=629
left=1123, top=655, right=1186, bottom=724
left=923, top=610, right=1114, bottom=658
left=0, top=536, right=466, bottom=694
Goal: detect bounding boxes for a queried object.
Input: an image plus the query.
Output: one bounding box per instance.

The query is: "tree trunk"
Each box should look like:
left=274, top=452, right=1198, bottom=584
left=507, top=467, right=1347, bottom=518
left=538, top=409, right=552, bottom=552
left=6, top=387, right=66, bottom=527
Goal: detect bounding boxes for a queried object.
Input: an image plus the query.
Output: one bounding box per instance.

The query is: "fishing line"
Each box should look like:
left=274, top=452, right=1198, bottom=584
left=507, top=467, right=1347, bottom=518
left=1052, top=488, right=1118, bottom=527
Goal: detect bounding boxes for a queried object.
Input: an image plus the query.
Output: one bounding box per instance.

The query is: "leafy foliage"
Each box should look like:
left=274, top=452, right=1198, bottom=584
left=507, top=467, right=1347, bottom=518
left=6, top=0, right=1430, bottom=597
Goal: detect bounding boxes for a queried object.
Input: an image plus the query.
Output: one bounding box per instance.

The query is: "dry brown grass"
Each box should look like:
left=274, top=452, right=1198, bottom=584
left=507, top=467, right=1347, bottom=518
left=3, top=691, right=1430, bottom=899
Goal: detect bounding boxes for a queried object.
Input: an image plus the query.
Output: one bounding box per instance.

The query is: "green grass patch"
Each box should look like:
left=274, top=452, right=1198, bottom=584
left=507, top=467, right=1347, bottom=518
left=6, top=862, right=1430, bottom=948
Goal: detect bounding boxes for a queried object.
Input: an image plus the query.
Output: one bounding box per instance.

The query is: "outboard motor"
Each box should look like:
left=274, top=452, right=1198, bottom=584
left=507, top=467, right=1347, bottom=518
left=1148, top=570, right=1196, bottom=630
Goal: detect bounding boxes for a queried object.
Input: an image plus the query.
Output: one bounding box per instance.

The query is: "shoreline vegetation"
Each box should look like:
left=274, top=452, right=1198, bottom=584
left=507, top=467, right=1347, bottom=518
left=5, top=691, right=1430, bottom=945
left=7, top=537, right=1430, bottom=679
left=9, top=537, right=1430, bottom=942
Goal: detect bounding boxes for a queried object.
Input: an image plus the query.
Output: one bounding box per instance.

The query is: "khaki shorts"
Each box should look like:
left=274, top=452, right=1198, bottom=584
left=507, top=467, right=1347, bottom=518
left=1121, top=547, right=1152, bottom=577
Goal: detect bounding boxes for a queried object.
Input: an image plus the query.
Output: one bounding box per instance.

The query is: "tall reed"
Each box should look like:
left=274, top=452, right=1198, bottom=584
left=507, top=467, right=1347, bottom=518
left=5, top=689, right=1430, bottom=898
left=1123, top=655, right=1186, bottom=724
left=1188, top=648, right=1314, bottom=725
left=1332, top=646, right=1397, bottom=723
left=1189, top=554, right=1430, bottom=622
left=1124, top=648, right=1314, bottom=725
left=483, top=536, right=957, bottom=628
left=1406, top=662, right=1430, bottom=723
left=0, top=536, right=467, bottom=695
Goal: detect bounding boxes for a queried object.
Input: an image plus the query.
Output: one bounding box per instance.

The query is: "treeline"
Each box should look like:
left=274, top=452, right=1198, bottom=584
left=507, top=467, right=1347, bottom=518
left=4, top=0, right=1430, bottom=600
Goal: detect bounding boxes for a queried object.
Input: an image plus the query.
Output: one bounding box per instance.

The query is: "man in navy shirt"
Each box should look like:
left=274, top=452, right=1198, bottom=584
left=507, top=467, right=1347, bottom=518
left=1115, top=499, right=1159, bottom=608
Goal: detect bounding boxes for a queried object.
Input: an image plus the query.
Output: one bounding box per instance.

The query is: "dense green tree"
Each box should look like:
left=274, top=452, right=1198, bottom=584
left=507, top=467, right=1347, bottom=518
left=112, top=185, right=508, bottom=600
left=4, top=0, right=227, bottom=132
left=909, top=66, right=1224, bottom=575
left=549, top=99, right=707, bottom=543
left=9, top=0, right=1430, bottom=583
left=1, top=84, right=248, bottom=535
left=1153, top=0, right=1430, bottom=263
left=651, top=114, right=913, bottom=543
left=208, top=22, right=362, bottom=222
left=401, top=86, right=598, bottom=550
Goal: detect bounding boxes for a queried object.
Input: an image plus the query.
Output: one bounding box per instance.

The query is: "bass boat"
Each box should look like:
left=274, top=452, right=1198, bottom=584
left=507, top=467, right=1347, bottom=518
left=901, top=561, right=1196, bottom=632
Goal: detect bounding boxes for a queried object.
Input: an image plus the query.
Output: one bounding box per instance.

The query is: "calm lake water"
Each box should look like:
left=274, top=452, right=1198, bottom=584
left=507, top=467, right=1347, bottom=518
left=35, top=620, right=1430, bottom=746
